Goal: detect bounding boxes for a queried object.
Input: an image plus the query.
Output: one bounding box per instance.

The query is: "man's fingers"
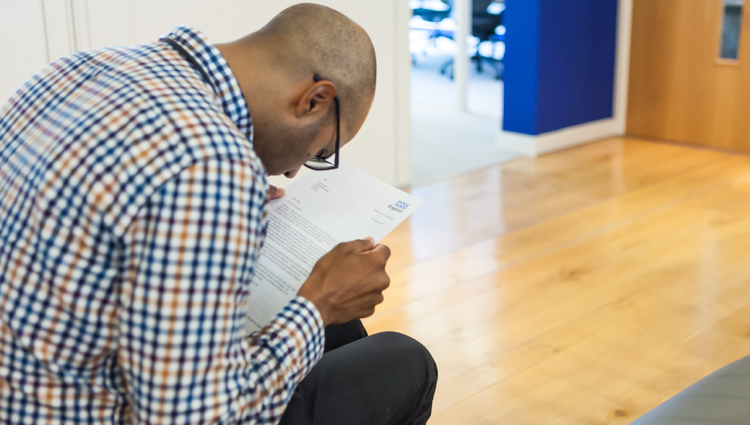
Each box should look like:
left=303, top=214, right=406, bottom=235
left=359, top=270, right=391, bottom=293
left=370, top=291, right=385, bottom=306
left=370, top=243, right=391, bottom=262
left=358, top=307, right=377, bottom=320
left=348, top=237, right=375, bottom=253
left=344, top=293, right=384, bottom=320
left=360, top=292, right=385, bottom=318
left=268, top=185, right=285, bottom=200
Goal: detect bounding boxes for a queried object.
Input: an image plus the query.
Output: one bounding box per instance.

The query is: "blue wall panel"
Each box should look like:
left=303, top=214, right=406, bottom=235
left=502, top=0, right=618, bottom=135
left=501, top=0, right=540, bottom=135
left=536, top=0, right=618, bottom=133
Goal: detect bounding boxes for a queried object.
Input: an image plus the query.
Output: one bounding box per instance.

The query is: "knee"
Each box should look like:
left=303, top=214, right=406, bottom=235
left=372, top=332, right=438, bottom=384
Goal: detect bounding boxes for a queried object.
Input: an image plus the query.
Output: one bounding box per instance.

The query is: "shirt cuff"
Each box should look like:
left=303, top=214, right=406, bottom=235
left=292, top=295, right=325, bottom=338
left=266, top=296, right=326, bottom=381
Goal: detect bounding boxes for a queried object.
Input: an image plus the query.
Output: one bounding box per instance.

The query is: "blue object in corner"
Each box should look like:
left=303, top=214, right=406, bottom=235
left=502, top=0, right=618, bottom=136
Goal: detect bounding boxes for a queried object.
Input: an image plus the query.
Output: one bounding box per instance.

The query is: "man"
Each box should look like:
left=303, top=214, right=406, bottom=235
left=0, top=4, right=437, bottom=424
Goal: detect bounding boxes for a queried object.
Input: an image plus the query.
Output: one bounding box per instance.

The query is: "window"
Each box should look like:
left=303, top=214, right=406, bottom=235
left=720, top=0, right=744, bottom=60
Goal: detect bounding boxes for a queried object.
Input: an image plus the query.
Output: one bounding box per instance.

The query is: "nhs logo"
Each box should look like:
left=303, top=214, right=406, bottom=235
left=388, top=201, right=410, bottom=213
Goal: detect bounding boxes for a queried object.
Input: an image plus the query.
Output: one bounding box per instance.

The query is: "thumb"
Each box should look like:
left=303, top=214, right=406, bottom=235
left=351, top=237, right=375, bottom=253
left=268, top=185, right=285, bottom=200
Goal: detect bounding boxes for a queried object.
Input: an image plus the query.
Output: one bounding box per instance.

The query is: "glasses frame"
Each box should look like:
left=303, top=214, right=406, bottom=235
left=304, top=74, right=340, bottom=171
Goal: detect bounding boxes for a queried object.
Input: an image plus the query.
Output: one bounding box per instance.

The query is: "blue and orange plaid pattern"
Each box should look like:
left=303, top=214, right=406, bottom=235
left=0, top=27, right=325, bottom=424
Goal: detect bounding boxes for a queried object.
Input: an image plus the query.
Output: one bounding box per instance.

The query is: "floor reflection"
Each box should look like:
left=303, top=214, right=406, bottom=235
left=385, top=138, right=729, bottom=270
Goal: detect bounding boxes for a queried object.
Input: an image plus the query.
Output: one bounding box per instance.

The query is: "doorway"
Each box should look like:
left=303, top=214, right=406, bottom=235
left=409, top=0, right=518, bottom=185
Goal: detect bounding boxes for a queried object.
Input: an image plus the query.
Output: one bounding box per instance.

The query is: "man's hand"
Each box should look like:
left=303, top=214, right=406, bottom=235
left=297, top=237, right=391, bottom=326
left=268, top=185, right=285, bottom=200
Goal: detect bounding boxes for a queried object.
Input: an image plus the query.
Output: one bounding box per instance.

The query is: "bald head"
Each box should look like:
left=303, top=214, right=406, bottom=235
left=216, top=4, right=377, bottom=177
left=257, top=3, right=377, bottom=124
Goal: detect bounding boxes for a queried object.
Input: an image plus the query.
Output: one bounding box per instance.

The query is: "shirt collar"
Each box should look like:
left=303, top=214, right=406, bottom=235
left=162, top=26, right=253, bottom=141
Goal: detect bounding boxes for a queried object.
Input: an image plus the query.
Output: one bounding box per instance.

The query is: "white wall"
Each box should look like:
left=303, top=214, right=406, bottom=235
left=0, top=0, right=412, bottom=186
left=0, top=1, right=48, bottom=103
left=613, top=0, right=633, bottom=135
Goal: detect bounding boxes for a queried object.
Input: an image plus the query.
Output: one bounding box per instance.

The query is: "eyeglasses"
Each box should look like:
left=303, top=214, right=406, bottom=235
left=304, top=74, right=340, bottom=171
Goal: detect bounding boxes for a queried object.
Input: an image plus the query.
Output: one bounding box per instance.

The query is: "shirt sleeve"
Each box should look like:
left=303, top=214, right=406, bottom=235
left=118, top=159, right=325, bottom=424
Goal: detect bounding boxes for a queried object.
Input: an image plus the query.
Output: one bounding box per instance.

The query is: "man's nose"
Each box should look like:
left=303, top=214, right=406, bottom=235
left=284, top=167, right=301, bottom=179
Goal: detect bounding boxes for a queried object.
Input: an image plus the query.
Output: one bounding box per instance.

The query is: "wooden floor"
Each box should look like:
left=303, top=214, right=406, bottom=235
left=368, top=137, right=750, bottom=424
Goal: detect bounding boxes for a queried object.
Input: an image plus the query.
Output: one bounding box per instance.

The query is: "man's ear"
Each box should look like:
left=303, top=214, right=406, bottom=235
left=295, top=82, right=336, bottom=120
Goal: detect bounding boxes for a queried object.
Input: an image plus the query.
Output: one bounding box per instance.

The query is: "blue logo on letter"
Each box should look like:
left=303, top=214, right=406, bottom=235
left=395, top=201, right=409, bottom=209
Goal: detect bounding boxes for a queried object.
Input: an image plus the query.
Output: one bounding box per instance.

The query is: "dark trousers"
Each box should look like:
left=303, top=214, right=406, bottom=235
left=279, top=321, right=438, bottom=425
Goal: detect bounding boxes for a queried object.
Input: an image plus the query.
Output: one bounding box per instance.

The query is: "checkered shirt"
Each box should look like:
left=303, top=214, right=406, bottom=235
left=0, top=27, right=325, bottom=424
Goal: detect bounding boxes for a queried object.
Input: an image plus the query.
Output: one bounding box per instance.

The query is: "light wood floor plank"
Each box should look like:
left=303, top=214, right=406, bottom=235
left=367, top=138, right=750, bottom=424
left=376, top=154, right=750, bottom=318
left=383, top=137, right=731, bottom=270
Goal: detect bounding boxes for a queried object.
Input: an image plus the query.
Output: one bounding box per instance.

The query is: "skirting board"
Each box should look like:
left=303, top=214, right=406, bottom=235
left=497, top=118, right=621, bottom=157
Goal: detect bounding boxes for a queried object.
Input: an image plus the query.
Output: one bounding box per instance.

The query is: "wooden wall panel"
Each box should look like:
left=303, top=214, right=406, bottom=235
left=627, top=0, right=750, bottom=152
